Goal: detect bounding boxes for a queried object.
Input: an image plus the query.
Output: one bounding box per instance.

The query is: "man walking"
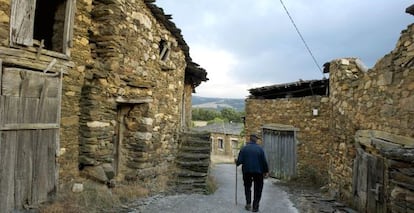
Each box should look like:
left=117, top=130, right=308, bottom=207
left=236, top=134, right=269, bottom=212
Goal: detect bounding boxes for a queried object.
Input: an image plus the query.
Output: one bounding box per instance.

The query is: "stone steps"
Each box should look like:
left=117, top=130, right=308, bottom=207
left=177, top=169, right=208, bottom=177
left=180, top=146, right=211, bottom=153
left=176, top=160, right=209, bottom=167
left=175, top=132, right=211, bottom=194
left=177, top=153, right=210, bottom=160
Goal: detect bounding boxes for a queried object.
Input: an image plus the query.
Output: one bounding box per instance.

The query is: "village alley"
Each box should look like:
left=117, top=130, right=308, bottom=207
left=124, top=164, right=298, bottom=213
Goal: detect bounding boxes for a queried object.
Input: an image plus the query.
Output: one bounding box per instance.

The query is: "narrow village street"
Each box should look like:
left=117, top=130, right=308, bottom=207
left=123, top=164, right=298, bottom=213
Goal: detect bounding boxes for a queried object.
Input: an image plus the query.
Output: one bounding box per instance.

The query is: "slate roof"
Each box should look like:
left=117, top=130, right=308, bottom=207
left=144, top=0, right=208, bottom=88
left=248, top=78, right=329, bottom=99
left=406, top=4, right=414, bottom=15
left=192, top=123, right=244, bottom=136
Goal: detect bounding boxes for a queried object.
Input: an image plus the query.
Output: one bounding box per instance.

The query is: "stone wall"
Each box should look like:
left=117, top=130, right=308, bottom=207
left=183, top=84, right=193, bottom=130
left=328, top=23, right=414, bottom=204
left=58, top=0, right=93, bottom=184
left=0, top=0, right=10, bottom=45
left=245, top=96, right=331, bottom=184
left=74, top=0, right=187, bottom=192
left=0, top=0, right=200, bottom=195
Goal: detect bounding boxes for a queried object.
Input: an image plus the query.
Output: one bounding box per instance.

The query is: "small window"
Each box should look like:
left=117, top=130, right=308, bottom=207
left=231, top=139, right=238, bottom=149
left=218, top=138, right=224, bottom=150
left=159, top=40, right=170, bottom=61
left=10, top=0, right=76, bottom=55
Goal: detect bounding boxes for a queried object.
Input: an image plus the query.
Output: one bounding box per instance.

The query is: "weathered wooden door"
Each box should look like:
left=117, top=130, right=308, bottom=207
left=263, top=128, right=297, bottom=180
left=0, top=64, right=62, bottom=211
left=352, top=148, right=385, bottom=213
left=114, top=105, right=131, bottom=176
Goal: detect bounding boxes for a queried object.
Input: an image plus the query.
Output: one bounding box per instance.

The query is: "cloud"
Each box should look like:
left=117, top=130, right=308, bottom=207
left=189, top=44, right=255, bottom=98
left=157, top=0, right=413, bottom=98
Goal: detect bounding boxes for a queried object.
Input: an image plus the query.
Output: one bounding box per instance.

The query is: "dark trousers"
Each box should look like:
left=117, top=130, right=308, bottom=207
left=242, top=172, right=264, bottom=209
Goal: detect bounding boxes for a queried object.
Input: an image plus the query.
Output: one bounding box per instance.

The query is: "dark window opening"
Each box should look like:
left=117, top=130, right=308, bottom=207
left=218, top=138, right=224, bottom=149
left=33, top=0, right=66, bottom=52
left=159, top=40, right=170, bottom=61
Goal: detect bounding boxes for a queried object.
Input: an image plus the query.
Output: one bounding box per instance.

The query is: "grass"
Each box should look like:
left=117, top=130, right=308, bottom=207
left=40, top=160, right=222, bottom=211
left=39, top=180, right=149, bottom=213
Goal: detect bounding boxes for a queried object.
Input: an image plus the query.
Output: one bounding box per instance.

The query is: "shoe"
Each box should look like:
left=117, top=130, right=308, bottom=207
left=245, top=204, right=251, bottom=211
left=252, top=208, right=259, bottom=212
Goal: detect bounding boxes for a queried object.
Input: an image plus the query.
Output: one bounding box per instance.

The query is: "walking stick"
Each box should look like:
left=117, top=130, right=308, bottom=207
left=235, top=164, right=238, bottom=205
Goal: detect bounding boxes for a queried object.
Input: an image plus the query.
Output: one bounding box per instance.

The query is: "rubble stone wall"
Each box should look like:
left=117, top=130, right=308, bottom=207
left=74, top=0, right=187, bottom=192
left=0, top=0, right=198, bottom=199
left=183, top=84, right=193, bottom=130
left=58, top=0, right=93, bottom=184
left=0, top=0, right=10, bottom=45
left=328, top=24, right=414, bottom=204
left=245, top=96, right=331, bottom=184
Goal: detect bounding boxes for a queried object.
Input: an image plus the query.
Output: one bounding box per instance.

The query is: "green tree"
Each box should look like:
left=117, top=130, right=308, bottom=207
left=192, top=108, right=220, bottom=121
left=220, top=108, right=243, bottom=123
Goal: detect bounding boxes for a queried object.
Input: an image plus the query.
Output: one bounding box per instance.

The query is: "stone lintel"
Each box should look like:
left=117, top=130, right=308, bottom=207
left=116, top=96, right=153, bottom=104
left=262, top=123, right=300, bottom=132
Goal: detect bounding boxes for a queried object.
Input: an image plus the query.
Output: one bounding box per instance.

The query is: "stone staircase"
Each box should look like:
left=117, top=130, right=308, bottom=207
left=175, top=132, right=211, bottom=194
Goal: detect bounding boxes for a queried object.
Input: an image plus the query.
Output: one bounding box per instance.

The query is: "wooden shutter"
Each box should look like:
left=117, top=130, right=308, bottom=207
left=10, top=0, right=36, bottom=46
left=63, top=0, right=76, bottom=56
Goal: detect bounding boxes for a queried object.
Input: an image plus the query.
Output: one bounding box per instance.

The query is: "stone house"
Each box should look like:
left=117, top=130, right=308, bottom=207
left=193, top=122, right=244, bottom=159
left=246, top=79, right=330, bottom=183
left=0, top=0, right=207, bottom=211
left=245, top=7, right=413, bottom=212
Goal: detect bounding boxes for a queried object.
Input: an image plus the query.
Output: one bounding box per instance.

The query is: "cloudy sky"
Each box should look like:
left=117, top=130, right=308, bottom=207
left=157, top=0, right=413, bottom=99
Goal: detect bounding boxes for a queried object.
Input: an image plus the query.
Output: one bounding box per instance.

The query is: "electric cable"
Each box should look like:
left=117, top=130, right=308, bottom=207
left=279, top=0, right=325, bottom=76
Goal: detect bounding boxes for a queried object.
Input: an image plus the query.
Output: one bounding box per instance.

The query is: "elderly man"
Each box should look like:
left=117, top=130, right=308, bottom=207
left=236, top=134, right=269, bottom=212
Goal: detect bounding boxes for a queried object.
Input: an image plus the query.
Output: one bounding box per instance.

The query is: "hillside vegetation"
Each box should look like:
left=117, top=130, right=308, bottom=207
left=192, top=96, right=245, bottom=112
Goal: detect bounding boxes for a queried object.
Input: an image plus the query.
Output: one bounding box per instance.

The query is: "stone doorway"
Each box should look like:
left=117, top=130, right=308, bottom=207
left=114, top=101, right=151, bottom=181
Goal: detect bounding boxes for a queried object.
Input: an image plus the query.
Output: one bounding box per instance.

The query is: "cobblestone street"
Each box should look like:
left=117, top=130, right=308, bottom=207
left=117, top=163, right=358, bottom=213
left=122, top=164, right=298, bottom=213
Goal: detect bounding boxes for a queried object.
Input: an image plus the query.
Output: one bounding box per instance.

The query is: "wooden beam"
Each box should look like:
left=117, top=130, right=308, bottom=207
left=262, top=124, right=300, bottom=132
left=0, top=46, right=72, bottom=65
left=257, top=84, right=327, bottom=99
left=0, top=52, right=71, bottom=74
left=56, top=71, right=63, bottom=155
left=0, top=123, right=59, bottom=130
left=63, top=0, right=76, bottom=56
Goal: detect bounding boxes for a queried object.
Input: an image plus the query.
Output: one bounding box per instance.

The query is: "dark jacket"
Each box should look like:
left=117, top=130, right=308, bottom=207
left=236, top=142, right=269, bottom=174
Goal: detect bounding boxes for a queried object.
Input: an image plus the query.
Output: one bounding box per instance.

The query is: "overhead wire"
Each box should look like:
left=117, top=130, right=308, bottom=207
left=279, top=0, right=325, bottom=76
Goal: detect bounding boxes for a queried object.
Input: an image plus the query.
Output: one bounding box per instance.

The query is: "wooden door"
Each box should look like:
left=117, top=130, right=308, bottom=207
left=263, top=128, right=297, bottom=180
left=0, top=64, right=62, bottom=211
left=352, top=148, right=385, bottom=213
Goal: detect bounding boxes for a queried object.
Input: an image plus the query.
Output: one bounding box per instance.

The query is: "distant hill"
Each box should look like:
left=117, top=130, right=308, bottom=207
left=192, top=96, right=245, bottom=111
